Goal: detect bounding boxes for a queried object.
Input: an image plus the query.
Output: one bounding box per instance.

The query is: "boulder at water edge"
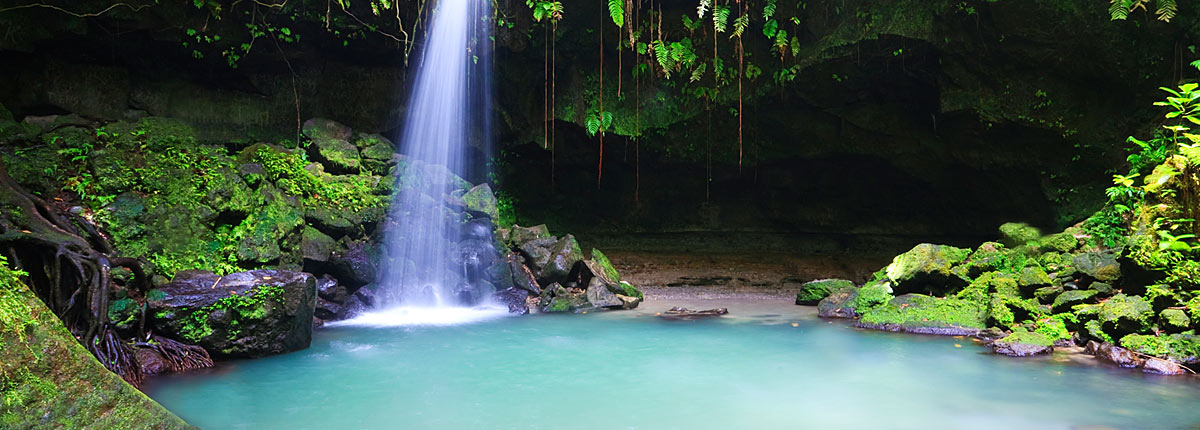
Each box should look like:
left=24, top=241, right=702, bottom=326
left=148, top=269, right=317, bottom=358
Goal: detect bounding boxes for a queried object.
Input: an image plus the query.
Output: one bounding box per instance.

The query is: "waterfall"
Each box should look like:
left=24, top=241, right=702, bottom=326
left=376, top=0, right=496, bottom=312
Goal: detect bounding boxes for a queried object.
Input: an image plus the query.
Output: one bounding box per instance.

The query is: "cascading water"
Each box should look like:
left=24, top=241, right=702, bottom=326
left=344, top=0, right=507, bottom=325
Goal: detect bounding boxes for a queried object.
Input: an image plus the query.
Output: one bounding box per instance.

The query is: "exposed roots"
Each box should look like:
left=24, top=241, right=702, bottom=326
left=144, top=334, right=215, bottom=373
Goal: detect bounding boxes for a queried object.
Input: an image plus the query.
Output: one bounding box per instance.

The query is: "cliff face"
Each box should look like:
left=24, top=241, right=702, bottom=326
left=0, top=0, right=1195, bottom=238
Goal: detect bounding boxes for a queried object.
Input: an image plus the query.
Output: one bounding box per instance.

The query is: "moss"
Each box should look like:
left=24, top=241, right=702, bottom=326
left=591, top=249, right=621, bottom=283
left=850, top=281, right=893, bottom=311
left=1159, top=309, right=1191, bottom=332
left=795, top=279, right=855, bottom=305
left=1144, top=284, right=1179, bottom=311
left=1033, top=313, right=1074, bottom=341
left=1187, top=296, right=1200, bottom=322
left=860, top=295, right=987, bottom=331
left=0, top=256, right=190, bottom=429
left=1097, top=294, right=1154, bottom=336
left=988, top=295, right=1016, bottom=328
left=1052, top=289, right=1098, bottom=313
left=178, top=284, right=285, bottom=342
left=999, top=222, right=1041, bottom=247
left=1041, top=232, right=1078, bottom=253
left=617, top=281, right=644, bottom=300
left=1084, top=319, right=1113, bottom=343
left=999, top=330, right=1055, bottom=347
left=1119, top=332, right=1200, bottom=363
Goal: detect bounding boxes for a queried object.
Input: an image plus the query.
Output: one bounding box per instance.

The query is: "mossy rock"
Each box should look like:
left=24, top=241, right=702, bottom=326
left=509, top=224, right=551, bottom=245
left=795, top=279, right=855, bottom=305
left=992, top=331, right=1054, bottom=357
left=1041, top=232, right=1079, bottom=253
left=461, top=183, right=499, bottom=221
left=301, top=226, right=337, bottom=263
left=1033, top=285, right=1063, bottom=304
left=1159, top=309, right=1191, bottom=333
left=584, top=248, right=621, bottom=284
left=312, top=137, right=362, bottom=173
left=964, top=242, right=1008, bottom=277
left=1017, top=266, right=1052, bottom=293
left=859, top=294, right=987, bottom=336
left=1089, top=282, right=1115, bottom=296
left=817, top=288, right=860, bottom=319
left=302, top=118, right=352, bottom=141
left=1051, top=289, right=1098, bottom=313
left=999, top=222, right=1041, bottom=247
left=1097, top=294, right=1154, bottom=338
left=850, top=280, right=894, bottom=312
left=540, top=235, right=584, bottom=281
left=1145, top=284, right=1180, bottom=312
left=1072, top=251, right=1122, bottom=283
left=1119, top=332, right=1200, bottom=365
left=0, top=260, right=191, bottom=429
left=884, top=243, right=971, bottom=295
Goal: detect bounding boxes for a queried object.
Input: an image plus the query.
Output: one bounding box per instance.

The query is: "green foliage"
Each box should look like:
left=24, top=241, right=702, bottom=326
left=585, top=111, right=614, bottom=137
left=1109, top=0, right=1178, bottom=22
left=713, top=5, right=730, bottom=33
left=1033, top=314, right=1073, bottom=341
left=178, top=285, right=285, bottom=342
left=607, top=0, right=623, bottom=27
left=526, top=0, right=563, bottom=22
left=495, top=190, right=519, bottom=229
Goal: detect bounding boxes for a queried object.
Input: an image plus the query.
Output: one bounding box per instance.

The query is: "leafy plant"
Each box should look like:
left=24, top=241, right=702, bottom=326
left=1109, top=0, right=1178, bottom=22
left=585, top=112, right=614, bottom=137
left=607, top=0, right=624, bottom=27
left=526, top=0, right=563, bottom=22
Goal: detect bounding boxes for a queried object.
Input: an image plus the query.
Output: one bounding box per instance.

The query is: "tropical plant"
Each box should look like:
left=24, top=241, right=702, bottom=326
left=1109, top=0, right=1177, bottom=22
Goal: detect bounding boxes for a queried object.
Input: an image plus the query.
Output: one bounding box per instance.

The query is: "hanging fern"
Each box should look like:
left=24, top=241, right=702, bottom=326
left=697, top=0, right=711, bottom=18
left=653, top=40, right=672, bottom=77
left=761, top=18, right=776, bottom=38
left=1110, top=0, right=1178, bottom=22
left=732, top=14, right=750, bottom=38
left=607, top=0, right=624, bottom=27
left=1157, top=0, right=1177, bottom=21
left=713, top=5, right=730, bottom=33
left=690, top=63, right=707, bottom=83
left=763, top=0, right=777, bottom=21
left=1191, top=59, right=1200, bottom=71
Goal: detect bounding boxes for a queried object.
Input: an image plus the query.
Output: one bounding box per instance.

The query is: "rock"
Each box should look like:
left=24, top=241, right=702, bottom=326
left=1089, top=282, right=1115, bottom=295
left=492, top=287, right=530, bottom=314
left=1119, top=333, right=1200, bottom=365
left=1096, top=294, right=1154, bottom=338
left=461, top=183, right=500, bottom=221
left=795, top=279, right=855, bottom=305
left=135, top=347, right=171, bottom=376
left=1072, top=251, right=1122, bottom=282
left=964, top=242, right=1007, bottom=277
left=817, top=288, right=860, bottom=318
left=518, top=238, right=556, bottom=273
left=1093, top=342, right=1145, bottom=368
left=302, top=118, right=353, bottom=141
left=313, top=137, right=362, bottom=173
left=583, top=248, right=621, bottom=285
left=509, top=258, right=542, bottom=294
left=585, top=277, right=624, bottom=308
left=314, top=297, right=342, bottom=321
left=315, top=274, right=347, bottom=303
left=1051, top=289, right=1097, bottom=313
left=1033, top=285, right=1063, bottom=304
left=540, top=283, right=589, bottom=313
left=1159, top=309, right=1191, bottom=333
left=237, top=190, right=305, bottom=264
left=1142, top=358, right=1186, bottom=375
left=999, top=222, right=1041, bottom=247
left=462, top=218, right=495, bottom=242
left=992, top=332, right=1054, bottom=357
left=540, top=234, right=584, bottom=281
left=328, top=241, right=377, bottom=288
left=509, top=224, right=551, bottom=244
left=858, top=294, right=986, bottom=336
left=884, top=243, right=971, bottom=295
left=658, top=307, right=729, bottom=320
left=301, top=226, right=337, bottom=264
left=453, top=239, right=499, bottom=282
left=1017, top=266, right=1052, bottom=293
left=148, top=270, right=317, bottom=358
left=1041, top=232, right=1078, bottom=253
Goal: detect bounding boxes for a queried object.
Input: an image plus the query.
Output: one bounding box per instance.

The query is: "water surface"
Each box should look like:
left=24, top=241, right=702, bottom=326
left=147, top=300, right=1200, bottom=429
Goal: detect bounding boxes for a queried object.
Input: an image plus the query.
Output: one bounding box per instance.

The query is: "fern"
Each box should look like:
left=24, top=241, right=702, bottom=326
left=697, top=0, right=711, bottom=19
left=774, top=29, right=789, bottom=56
left=607, top=0, right=624, bottom=27
left=1191, top=59, right=1200, bottom=72
left=763, top=0, right=777, bottom=21
left=1157, top=0, right=1176, bottom=21
left=653, top=40, right=672, bottom=78
left=732, top=14, right=750, bottom=38
left=713, top=5, right=730, bottom=33
left=690, top=63, right=707, bottom=83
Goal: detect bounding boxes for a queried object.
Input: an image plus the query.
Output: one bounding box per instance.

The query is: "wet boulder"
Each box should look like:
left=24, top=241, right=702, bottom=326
left=1072, top=251, right=1122, bottom=283
left=999, top=222, right=1041, bottom=247
left=659, top=307, right=729, bottom=320
left=492, top=287, right=530, bottom=314
left=540, top=283, right=589, bottom=313
left=1159, top=309, right=1191, bottom=333
left=509, top=257, right=542, bottom=294
left=795, top=279, right=855, bottom=305
left=461, top=183, right=499, bottom=221
left=522, top=234, right=584, bottom=282
left=1051, top=289, right=1097, bottom=313
left=148, top=270, right=317, bottom=358
left=301, top=226, right=337, bottom=265
left=585, top=277, right=624, bottom=308
left=884, top=244, right=971, bottom=295
left=509, top=224, right=551, bottom=245
left=1143, top=358, right=1186, bottom=375
left=328, top=240, right=378, bottom=288
left=817, top=287, right=861, bottom=319
left=1091, top=341, right=1145, bottom=368
left=991, top=332, right=1054, bottom=357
